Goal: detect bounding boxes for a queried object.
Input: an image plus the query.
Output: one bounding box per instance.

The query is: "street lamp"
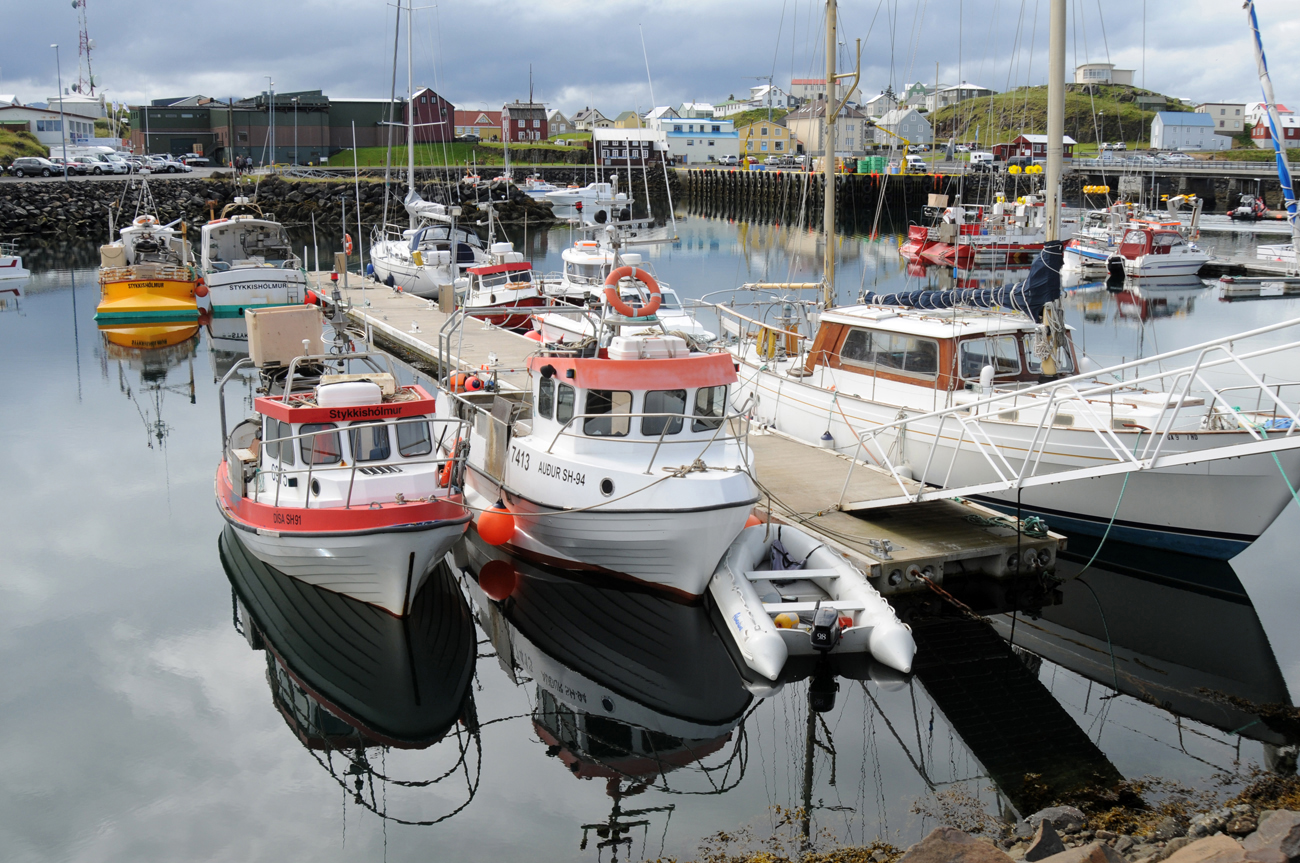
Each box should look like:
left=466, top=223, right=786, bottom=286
left=292, top=96, right=298, bottom=165
left=51, top=44, right=68, bottom=179
left=266, top=76, right=274, bottom=166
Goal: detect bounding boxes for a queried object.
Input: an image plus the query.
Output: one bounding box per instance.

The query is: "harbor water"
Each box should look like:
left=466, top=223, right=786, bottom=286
left=1, top=211, right=1297, bottom=862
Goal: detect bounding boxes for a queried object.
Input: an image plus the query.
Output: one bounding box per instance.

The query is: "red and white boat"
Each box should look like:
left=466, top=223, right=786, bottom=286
left=919, top=199, right=1048, bottom=267
left=216, top=344, right=471, bottom=615
left=461, top=247, right=546, bottom=330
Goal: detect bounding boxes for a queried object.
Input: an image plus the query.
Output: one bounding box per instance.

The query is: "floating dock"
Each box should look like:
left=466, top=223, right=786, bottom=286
left=317, top=271, right=1067, bottom=611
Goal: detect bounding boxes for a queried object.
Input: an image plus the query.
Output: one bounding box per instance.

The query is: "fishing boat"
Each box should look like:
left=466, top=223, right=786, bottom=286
left=216, top=314, right=472, bottom=615
left=520, top=174, right=561, bottom=200
left=455, top=206, right=543, bottom=330
left=0, top=240, right=28, bottom=280
left=437, top=273, right=758, bottom=598
left=918, top=197, right=1050, bottom=267
left=95, top=214, right=201, bottom=324
left=545, top=181, right=641, bottom=227
left=709, top=524, right=915, bottom=680
left=1108, top=221, right=1210, bottom=278
left=199, top=197, right=306, bottom=319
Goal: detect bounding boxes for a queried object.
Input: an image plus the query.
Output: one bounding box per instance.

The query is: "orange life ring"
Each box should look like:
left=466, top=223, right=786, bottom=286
left=343, top=233, right=354, bottom=255
left=603, top=266, right=661, bottom=318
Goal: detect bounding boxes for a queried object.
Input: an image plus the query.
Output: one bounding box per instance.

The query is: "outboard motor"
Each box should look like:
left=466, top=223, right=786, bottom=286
left=809, top=606, right=842, bottom=652
left=1105, top=255, right=1126, bottom=287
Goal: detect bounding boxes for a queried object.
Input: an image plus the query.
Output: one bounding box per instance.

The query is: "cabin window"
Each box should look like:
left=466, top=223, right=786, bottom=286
left=538, top=376, right=555, bottom=419
left=584, top=390, right=632, bottom=437
left=275, top=420, right=295, bottom=465
left=643, top=390, right=686, bottom=436
left=300, top=423, right=341, bottom=465
left=397, top=417, right=432, bottom=457
left=556, top=383, right=575, bottom=425
left=840, top=328, right=939, bottom=377
left=1023, top=336, right=1075, bottom=376
left=959, top=336, right=1022, bottom=379
left=693, top=385, right=727, bottom=432
left=349, top=421, right=392, bottom=462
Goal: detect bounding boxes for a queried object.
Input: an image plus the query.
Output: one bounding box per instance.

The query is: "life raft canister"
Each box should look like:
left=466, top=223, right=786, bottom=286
left=602, top=266, right=661, bottom=318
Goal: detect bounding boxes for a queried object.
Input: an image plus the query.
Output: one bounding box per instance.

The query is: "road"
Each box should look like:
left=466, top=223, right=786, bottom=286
left=0, top=167, right=227, bottom=183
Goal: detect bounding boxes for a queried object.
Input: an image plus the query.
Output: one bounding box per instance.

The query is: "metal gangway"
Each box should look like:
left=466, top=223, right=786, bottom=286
left=835, top=316, right=1300, bottom=510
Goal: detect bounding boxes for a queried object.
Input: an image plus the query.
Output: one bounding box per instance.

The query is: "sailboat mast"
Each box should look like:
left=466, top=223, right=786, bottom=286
left=1044, top=0, right=1065, bottom=241
left=407, top=0, right=416, bottom=230
left=1246, top=1, right=1300, bottom=262
left=822, top=0, right=837, bottom=306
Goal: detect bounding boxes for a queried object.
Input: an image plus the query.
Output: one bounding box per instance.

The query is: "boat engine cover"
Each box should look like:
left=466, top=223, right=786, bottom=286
left=809, top=606, right=842, bottom=652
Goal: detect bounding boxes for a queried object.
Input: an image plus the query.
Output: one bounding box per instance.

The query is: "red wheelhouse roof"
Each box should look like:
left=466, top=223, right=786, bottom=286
left=467, top=262, right=533, bottom=276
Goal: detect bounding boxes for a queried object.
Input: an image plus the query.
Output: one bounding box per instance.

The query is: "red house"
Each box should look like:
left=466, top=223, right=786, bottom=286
left=406, top=87, right=455, bottom=143
left=992, top=133, right=1076, bottom=161
left=502, top=100, right=548, bottom=143
left=1252, top=116, right=1300, bottom=146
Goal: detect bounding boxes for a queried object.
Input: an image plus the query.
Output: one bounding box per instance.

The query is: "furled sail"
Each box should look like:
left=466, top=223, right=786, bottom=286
left=862, top=240, right=1063, bottom=322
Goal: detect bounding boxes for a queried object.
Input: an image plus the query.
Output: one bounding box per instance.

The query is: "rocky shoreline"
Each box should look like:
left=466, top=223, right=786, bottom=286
left=0, top=167, right=674, bottom=239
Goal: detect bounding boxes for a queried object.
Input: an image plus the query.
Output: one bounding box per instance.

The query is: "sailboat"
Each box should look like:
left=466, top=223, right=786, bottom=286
left=368, top=0, right=489, bottom=298
left=720, top=0, right=1300, bottom=559
left=1243, top=1, right=1300, bottom=269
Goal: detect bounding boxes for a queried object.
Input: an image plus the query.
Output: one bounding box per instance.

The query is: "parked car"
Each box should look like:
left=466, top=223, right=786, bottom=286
left=719, top=154, right=739, bottom=166
left=763, top=155, right=783, bottom=165
left=1004, top=155, right=1034, bottom=171
left=9, top=157, right=60, bottom=177
left=955, top=144, right=970, bottom=153
left=85, top=153, right=131, bottom=174
left=1161, top=152, right=1195, bottom=163
left=49, top=157, right=87, bottom=176
left=455, top=134, right=480, bottom=143
left=180, top=155, right=210, bottom=167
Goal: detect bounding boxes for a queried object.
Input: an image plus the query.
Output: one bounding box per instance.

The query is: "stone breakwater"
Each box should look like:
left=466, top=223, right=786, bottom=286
left=1, top=171, right=667, bottom=238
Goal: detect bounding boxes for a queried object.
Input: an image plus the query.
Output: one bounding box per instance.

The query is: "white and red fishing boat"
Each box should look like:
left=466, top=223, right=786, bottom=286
left=216, top=320, right=471, bottom=615
left=438, top=267, right=758, bottom=599
left=462, top=260, right=545, bottom=329
left=919, top=199, right=1049, bottom=267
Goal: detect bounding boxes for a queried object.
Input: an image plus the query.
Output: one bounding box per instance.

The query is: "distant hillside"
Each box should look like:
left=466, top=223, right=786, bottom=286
left=0, top=129, right=48, bottom=164
left=728, top=108, right=789, bottom=128
left=929, top=84, right=1193, bottom=147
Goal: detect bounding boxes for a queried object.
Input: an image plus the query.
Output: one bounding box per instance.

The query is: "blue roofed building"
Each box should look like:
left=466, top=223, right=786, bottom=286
left=1152, top=111, right=1229, bottom=151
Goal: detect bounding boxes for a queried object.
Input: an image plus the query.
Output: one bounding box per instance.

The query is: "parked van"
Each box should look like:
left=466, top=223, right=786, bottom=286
left=905, top=154, right=928, bottom=173
left=969, top=151, right=995, bottom=165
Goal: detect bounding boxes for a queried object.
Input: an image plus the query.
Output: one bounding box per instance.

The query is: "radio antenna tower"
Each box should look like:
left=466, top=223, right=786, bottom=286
left=73, top=0, right=97, bottom=96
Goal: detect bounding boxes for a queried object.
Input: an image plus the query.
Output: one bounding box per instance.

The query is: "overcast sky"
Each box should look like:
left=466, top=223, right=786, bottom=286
left=2, top=0, right=1298, bottom=114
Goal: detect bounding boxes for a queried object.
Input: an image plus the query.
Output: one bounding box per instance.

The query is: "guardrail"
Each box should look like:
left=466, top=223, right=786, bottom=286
left=835, top=315, right=1300, bottom=510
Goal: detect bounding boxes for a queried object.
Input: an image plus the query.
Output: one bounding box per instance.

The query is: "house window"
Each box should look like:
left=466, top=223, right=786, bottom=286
left=687, top=139, right=693, bottom=146
left=711, top=125, right=720, bottom=133
left=421, top=96, right=427, bottom=104
left=673, top=125, right=682, bottom=132
left=533, top=119, right=540, bottom=128
left=708, top=140, right=714, bottom=146
left=761, top=142, right=768, bottom=151
left=761, top=127, right=768, bottom=136
left=1235, top=108, right=1241, bottom=115
left=747, top=141, right=754, bottom=151
left=775, top=141, right=784, bottom=151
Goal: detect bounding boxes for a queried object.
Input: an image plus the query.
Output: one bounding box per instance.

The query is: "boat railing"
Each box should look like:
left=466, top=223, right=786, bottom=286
left=0, top=241, right=18, bottom=257
left=99, top=263, right=194, bottom=283
left=435, top=304, right=605, bottom=385
left=541, top=406, right=753, bottom=475
left=710, top=303, right=813, bottom=368
left=250, top=415, right=472, bottom=509
left=832, top=315, right=1300, bottom=510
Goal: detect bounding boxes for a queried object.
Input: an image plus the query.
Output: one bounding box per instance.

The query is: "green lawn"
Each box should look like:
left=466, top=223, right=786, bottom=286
left=332, top=140, right=586, bottom=168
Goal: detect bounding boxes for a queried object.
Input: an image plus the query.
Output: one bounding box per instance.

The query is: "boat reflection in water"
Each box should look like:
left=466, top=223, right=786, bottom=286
left=99, top=321, right=199, bottom=449
left=989, top=553, right=1298, bottom=765
left=219, top=527, right=481, bottom=824
left=459, top=533, right=754, bottom=859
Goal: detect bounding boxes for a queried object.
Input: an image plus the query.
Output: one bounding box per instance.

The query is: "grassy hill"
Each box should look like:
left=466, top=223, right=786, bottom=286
left=334, top=140, right=591, bottom=168
left=929, top=84, right=1193, bottom=148
left=0, top=129, right=48, bottom=164
left=728, top=108, right=789, bottom=128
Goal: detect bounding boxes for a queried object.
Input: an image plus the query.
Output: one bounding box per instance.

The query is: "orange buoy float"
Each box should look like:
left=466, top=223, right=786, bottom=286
left=602, top=266, right=661, bottom=318
left=343, top=233, right=354, bottom=255
left=449, top=371, right=484, bottom=393
left=478, top=501, right=515, bottom=546
left=439, top=438, right=461, bottom=487
left=745, top=513, right=763, bottom=529
left=193, top=278, right=209, bottom=298
left=478, top=559, right=518, bottom=601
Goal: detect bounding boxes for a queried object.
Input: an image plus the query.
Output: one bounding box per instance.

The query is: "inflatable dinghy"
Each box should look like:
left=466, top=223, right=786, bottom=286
left=709, top=524, right=916, bottom=680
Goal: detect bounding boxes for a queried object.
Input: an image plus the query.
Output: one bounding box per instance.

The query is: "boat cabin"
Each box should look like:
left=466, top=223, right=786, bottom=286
left=805, top=306, right=1078, bottom=393
left=246, top=375, right=443, bottom=507
left=104, top=216, right=190, bottom=267
left=467, top=261, right=535, bottom=297
left=526, top=337, right=735, bottom=449
left=202, top=215, right=299, bottom=271
left=408, top=224, right=483, bottom=265
left=1117, top=226, right=1190, bottom=260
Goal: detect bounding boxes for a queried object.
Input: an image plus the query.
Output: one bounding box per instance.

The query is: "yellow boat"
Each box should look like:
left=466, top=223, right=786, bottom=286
left=98, top=320, right=201, bottom=351
left=96, top=215, right=203, bottom=324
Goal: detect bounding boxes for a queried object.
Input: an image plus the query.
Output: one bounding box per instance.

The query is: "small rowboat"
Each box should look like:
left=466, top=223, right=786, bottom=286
left=708, top=524, right=916, bottom=680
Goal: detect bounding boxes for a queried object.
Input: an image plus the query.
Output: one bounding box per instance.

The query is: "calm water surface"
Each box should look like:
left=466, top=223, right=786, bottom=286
left=1, top=215, right=1297, bottom=862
